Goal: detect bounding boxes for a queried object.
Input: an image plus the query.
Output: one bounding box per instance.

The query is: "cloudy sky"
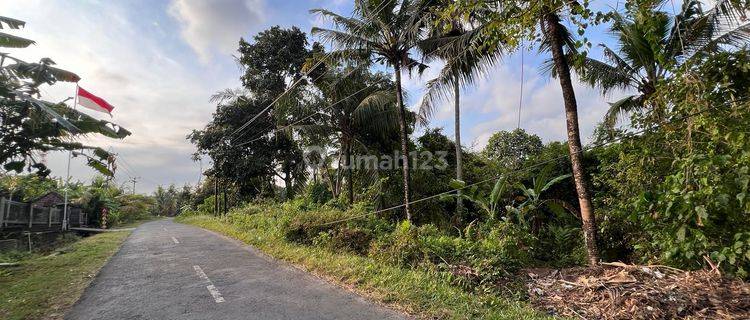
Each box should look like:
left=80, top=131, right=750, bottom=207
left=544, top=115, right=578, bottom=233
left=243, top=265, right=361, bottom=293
left=1, top=0, right=634, bottom=193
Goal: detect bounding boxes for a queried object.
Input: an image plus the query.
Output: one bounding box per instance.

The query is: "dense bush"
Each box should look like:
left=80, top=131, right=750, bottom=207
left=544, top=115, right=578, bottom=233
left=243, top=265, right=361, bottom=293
left=110, top=194, right=155, bottom=226
left=593, top=52, right=750, bottom=276
left=284, top=208, right=351, bottom=244
left=303, top=181, right=332, bottom=205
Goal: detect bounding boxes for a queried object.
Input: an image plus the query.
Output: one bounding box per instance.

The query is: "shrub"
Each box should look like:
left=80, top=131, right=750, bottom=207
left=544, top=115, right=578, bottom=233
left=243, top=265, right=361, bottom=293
left=535, top=225, right=587, bottom=267
left=303, top=182, right=332, bottom=205
left=369, top=221, right=426, bottom=266
left=284, top=208, right=350, bottom=244
left=315, top=227, right=374, bottom=255
left=417, top=222, right=536, bottom=292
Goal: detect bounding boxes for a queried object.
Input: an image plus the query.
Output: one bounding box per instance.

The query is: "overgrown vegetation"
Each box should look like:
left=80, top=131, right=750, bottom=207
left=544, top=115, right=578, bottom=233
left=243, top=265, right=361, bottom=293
left=181, top=0, right=750, bottom=317
left=177, top=208, right=549, bottom=319
left=0, top=231, right=130, bottom=320
left=0, top=174, right=189, bottom=227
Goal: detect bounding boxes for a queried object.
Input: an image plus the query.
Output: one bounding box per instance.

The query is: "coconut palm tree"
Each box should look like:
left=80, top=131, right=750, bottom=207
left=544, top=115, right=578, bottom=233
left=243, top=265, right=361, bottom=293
left=311, top=0, right=432, bottom=220
left=299, top=62, right=398, bottom=205
left=578, top=0, right=750, bottom=128
left=539, top=4, right=601, bottom=266
left=418, top=0, right=600, bottom=265
left=417, top=13, right=506, bottom=217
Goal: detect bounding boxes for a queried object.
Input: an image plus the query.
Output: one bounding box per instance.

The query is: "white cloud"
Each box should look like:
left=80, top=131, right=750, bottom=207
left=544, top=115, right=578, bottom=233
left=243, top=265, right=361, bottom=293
left=169, top=0, right=266, bottom=62
left=413, top=51, right=628, bottom=151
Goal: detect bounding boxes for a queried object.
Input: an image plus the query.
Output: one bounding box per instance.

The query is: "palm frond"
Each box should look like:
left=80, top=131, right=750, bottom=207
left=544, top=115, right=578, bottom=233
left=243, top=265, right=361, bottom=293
left=0, top=16, right=26, bottom=29
left=578, top=55, right=639, bottom=95
left=210, top=88, right=249, bottom=104
left=310, top=8, right=368, bottom=32
left=417, top=28, right=505, bottom=126
left=311, top=27, right=375, bottom=52
left=0, top=31, right=34, bottom=48
left=709, top=0, right=749, bottom=25
left=353, top=89, right=400, bottom=135
left=603, top=95, right=643, bottom=129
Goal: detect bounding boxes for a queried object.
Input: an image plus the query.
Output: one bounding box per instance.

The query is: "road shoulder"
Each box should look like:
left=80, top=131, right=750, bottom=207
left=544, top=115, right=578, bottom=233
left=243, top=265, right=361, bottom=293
left=0, top=231, right=132, bottom=320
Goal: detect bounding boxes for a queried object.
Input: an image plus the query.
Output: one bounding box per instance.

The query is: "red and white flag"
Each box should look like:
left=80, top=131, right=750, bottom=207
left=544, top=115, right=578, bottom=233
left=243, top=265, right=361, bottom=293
left=77, top=86, right=114, bottom=115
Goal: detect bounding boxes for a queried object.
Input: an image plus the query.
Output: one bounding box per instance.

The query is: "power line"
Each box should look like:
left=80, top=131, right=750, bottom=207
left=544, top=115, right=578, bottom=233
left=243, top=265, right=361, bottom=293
left=231, top=0, right=570, bottom=147
left=233, top=21, right=499, bottom=148
left=229, top=0, right=397, bottom=141
left=314, top=96, right=749, bottom=227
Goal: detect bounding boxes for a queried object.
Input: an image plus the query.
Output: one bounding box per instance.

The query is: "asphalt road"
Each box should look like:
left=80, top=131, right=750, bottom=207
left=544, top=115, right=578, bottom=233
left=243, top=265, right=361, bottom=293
left=65, top=219, right=406, bottom=320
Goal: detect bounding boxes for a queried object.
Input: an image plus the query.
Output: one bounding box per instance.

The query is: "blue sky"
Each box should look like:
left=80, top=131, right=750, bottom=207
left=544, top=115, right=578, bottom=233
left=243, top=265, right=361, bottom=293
left=1, top=0, right=653, bottom=192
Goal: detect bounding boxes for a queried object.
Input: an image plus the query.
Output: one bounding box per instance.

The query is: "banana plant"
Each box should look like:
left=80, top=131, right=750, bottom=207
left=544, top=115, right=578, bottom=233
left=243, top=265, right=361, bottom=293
left=505, top=168, right=576, bottom=232
left=442, top=177, right=509, bottom=221
left=0, top=16, right=34, bottom=48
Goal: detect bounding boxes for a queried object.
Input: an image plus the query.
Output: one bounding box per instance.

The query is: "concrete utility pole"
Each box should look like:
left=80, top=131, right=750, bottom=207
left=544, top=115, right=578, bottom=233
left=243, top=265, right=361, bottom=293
left=130, top=177, right=140, bottom=195
left=214, top=178, right=219, bottom=216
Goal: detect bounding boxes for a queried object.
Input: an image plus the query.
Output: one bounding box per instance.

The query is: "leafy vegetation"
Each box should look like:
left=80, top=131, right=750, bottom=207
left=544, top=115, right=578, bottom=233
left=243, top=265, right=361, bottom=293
left=177, top=207, right=549, bottom=319
left=0, top=174, right=187, bottom=227
left=0, top=15, right=129, bottom=177
left=4, top=0, right=750, bottom=317
left=184, top=0, right=750, bottom=288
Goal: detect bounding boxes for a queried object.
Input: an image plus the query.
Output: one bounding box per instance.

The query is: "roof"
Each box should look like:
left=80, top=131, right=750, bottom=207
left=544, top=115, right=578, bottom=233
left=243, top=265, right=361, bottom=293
left=29, top=191, right=65, bottom=205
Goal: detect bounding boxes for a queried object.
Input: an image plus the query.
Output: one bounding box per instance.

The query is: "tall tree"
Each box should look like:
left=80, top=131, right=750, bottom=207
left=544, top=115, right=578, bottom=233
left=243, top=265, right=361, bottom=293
left=418, top=12, right=506, bottom=215
left=442, top=0, right=604, bottom=265
left=311, top=0, right=432, bottom=220
left=541, top=7, right=599, bottom=265
left=192, top=26, right=315, bottom=200
left=300, top=61, right=397, bottom=205
left=483, top=129, right=543, bottom=168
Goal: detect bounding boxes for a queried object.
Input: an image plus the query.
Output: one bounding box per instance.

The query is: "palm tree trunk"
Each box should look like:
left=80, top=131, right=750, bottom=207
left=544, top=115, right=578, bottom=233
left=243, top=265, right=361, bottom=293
left=394, top=61, right=412, bottom=221
left=453, top=75, right=463, bottom=217
left=544, top=12, right=599, bottom=266
left=344, top=140, right=354, bottom=206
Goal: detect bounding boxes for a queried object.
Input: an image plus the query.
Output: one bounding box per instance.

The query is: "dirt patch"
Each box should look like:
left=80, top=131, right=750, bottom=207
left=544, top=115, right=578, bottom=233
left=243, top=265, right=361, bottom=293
left=526, top=262, right=750, bottom=319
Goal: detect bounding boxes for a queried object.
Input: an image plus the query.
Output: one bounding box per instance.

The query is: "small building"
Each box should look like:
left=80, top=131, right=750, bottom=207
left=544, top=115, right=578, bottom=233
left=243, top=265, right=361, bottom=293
left=1, top=191, right=86, bottom=231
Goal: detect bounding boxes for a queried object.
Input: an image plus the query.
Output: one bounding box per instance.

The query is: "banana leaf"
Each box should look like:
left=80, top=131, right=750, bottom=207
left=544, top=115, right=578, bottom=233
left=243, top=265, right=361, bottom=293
left=0, top=16, right=26, bottom=29
left=0, top=32, right=34, bottom=48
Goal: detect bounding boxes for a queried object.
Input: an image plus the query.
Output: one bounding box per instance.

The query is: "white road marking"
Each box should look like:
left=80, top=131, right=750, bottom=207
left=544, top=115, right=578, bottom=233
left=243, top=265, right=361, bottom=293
left=206, top=284, right=226, bottom=303
left=193, top=265, right=209, bottom=281
left=192, top=265, right=225, bottom=303
left=171, top=236, right=180, bottom=244
left=162, top=227, right=168, bottom=231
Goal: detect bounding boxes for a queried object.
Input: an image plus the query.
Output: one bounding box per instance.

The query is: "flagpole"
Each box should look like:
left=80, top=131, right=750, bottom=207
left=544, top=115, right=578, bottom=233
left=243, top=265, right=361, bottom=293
left=62, top=83, right=79, bottom=231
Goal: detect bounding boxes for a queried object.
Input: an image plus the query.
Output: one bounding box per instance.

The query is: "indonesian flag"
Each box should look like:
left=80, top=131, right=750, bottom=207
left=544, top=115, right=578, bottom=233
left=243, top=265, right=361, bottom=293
left=77, top=86, right=115, bottom=115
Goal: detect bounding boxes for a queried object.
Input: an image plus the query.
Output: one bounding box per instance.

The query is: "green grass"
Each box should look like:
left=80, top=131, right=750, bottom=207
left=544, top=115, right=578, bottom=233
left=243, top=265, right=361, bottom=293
left=177, top=214, right=550, bottom=319
left=0, top=231, right=131, bottom=320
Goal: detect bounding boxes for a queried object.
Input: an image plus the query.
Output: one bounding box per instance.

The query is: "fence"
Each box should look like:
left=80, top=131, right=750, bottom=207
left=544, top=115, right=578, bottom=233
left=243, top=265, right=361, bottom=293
left=0, top=198, right=86, bottom=230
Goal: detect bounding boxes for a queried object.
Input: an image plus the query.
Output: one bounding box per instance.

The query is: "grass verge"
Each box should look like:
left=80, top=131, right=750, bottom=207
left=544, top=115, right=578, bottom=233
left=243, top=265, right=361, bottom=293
left=177, top=214, right=550, bottom=319
left=0, top=231, right=131, bottom=320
